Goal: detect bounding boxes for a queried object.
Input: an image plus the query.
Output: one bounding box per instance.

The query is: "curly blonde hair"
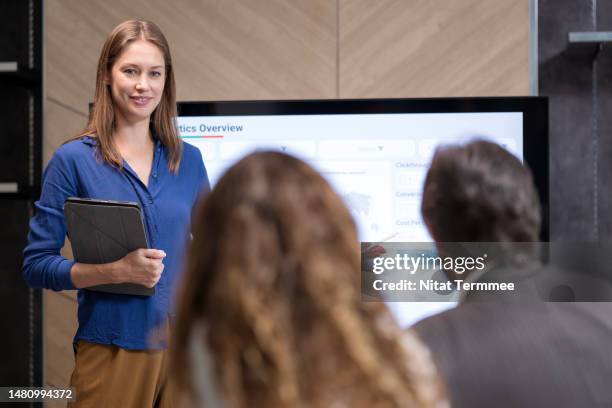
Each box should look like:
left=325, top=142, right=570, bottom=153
left=171, top=151, right=446, bottom=407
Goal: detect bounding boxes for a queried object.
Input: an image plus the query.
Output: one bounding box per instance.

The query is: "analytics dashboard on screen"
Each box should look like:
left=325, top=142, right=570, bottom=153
left=179, top=111, right=522, bottom=242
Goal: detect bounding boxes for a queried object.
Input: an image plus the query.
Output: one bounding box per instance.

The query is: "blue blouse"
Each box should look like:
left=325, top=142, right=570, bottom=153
left=22, top=136, right=210, bottom=350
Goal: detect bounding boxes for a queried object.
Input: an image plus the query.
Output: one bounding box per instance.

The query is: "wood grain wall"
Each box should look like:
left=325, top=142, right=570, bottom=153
left=44, top=0, right=530, bottom=395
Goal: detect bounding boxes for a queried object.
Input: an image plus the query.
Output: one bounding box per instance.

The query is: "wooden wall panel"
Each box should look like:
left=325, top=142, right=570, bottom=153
left=45, top=101, right=88, bottom=165
left=163, top=0, right=337, bottom=100
left=45, top=291, right=78, bottom=389
left=47, top=0, right=336, bottom=113
left=339, top=0, right=530, bottom=98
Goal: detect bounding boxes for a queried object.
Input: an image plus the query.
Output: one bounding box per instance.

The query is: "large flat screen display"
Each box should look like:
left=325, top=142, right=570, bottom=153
left=177, top=97, right=549, bottom=325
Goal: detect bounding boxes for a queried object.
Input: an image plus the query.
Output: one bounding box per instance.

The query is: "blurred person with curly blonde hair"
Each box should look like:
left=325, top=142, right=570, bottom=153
left=171, top=151, right=447, bottom=408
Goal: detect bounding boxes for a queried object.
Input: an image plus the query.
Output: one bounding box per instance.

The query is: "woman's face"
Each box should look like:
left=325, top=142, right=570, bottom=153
left=108, top=39, right=165, bottom=125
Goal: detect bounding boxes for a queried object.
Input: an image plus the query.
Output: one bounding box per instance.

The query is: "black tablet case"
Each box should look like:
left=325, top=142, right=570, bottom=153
left=63, top=198, right=154, bottom=296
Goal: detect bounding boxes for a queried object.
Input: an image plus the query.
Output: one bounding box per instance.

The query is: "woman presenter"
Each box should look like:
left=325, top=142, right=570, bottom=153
left=22, top=19, right=209, bottom=407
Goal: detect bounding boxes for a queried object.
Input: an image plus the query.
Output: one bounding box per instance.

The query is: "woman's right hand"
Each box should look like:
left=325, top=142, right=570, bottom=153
left=70, top=249, right=166, bottom=289
left=115, top=249, right=166, bottom=288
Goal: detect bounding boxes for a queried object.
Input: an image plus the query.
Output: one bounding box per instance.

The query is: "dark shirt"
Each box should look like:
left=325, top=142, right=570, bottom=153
left=414, top=265, right=612, bottom=407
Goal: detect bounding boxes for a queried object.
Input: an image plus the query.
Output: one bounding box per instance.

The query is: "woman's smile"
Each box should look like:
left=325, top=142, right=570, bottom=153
left=129, top=95, right=153, bottom=107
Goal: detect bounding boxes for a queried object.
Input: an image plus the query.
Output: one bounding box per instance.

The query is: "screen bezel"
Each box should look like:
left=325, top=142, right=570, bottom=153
left=177, top=97, right=549, bottom=240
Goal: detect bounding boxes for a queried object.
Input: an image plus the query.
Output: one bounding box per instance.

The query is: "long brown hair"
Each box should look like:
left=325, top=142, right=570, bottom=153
left=72, top=19, right=182, bottom=172
left=172, top=151, right=446, bottom=407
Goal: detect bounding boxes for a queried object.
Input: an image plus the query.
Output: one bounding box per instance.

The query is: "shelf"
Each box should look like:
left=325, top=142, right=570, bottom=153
left=0, top=183, right=38, bottom=200
left=567, top=31, right=612, bottom=60
left=0, top=182, right=18, bottom=193
left=0, top=62, right=41, bottom=88
left=0, top=61, right=18, bottom=72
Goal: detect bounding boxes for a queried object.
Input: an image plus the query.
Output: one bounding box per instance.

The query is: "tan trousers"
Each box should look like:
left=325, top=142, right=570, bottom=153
left=67, top=340, right=175, bottom=408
